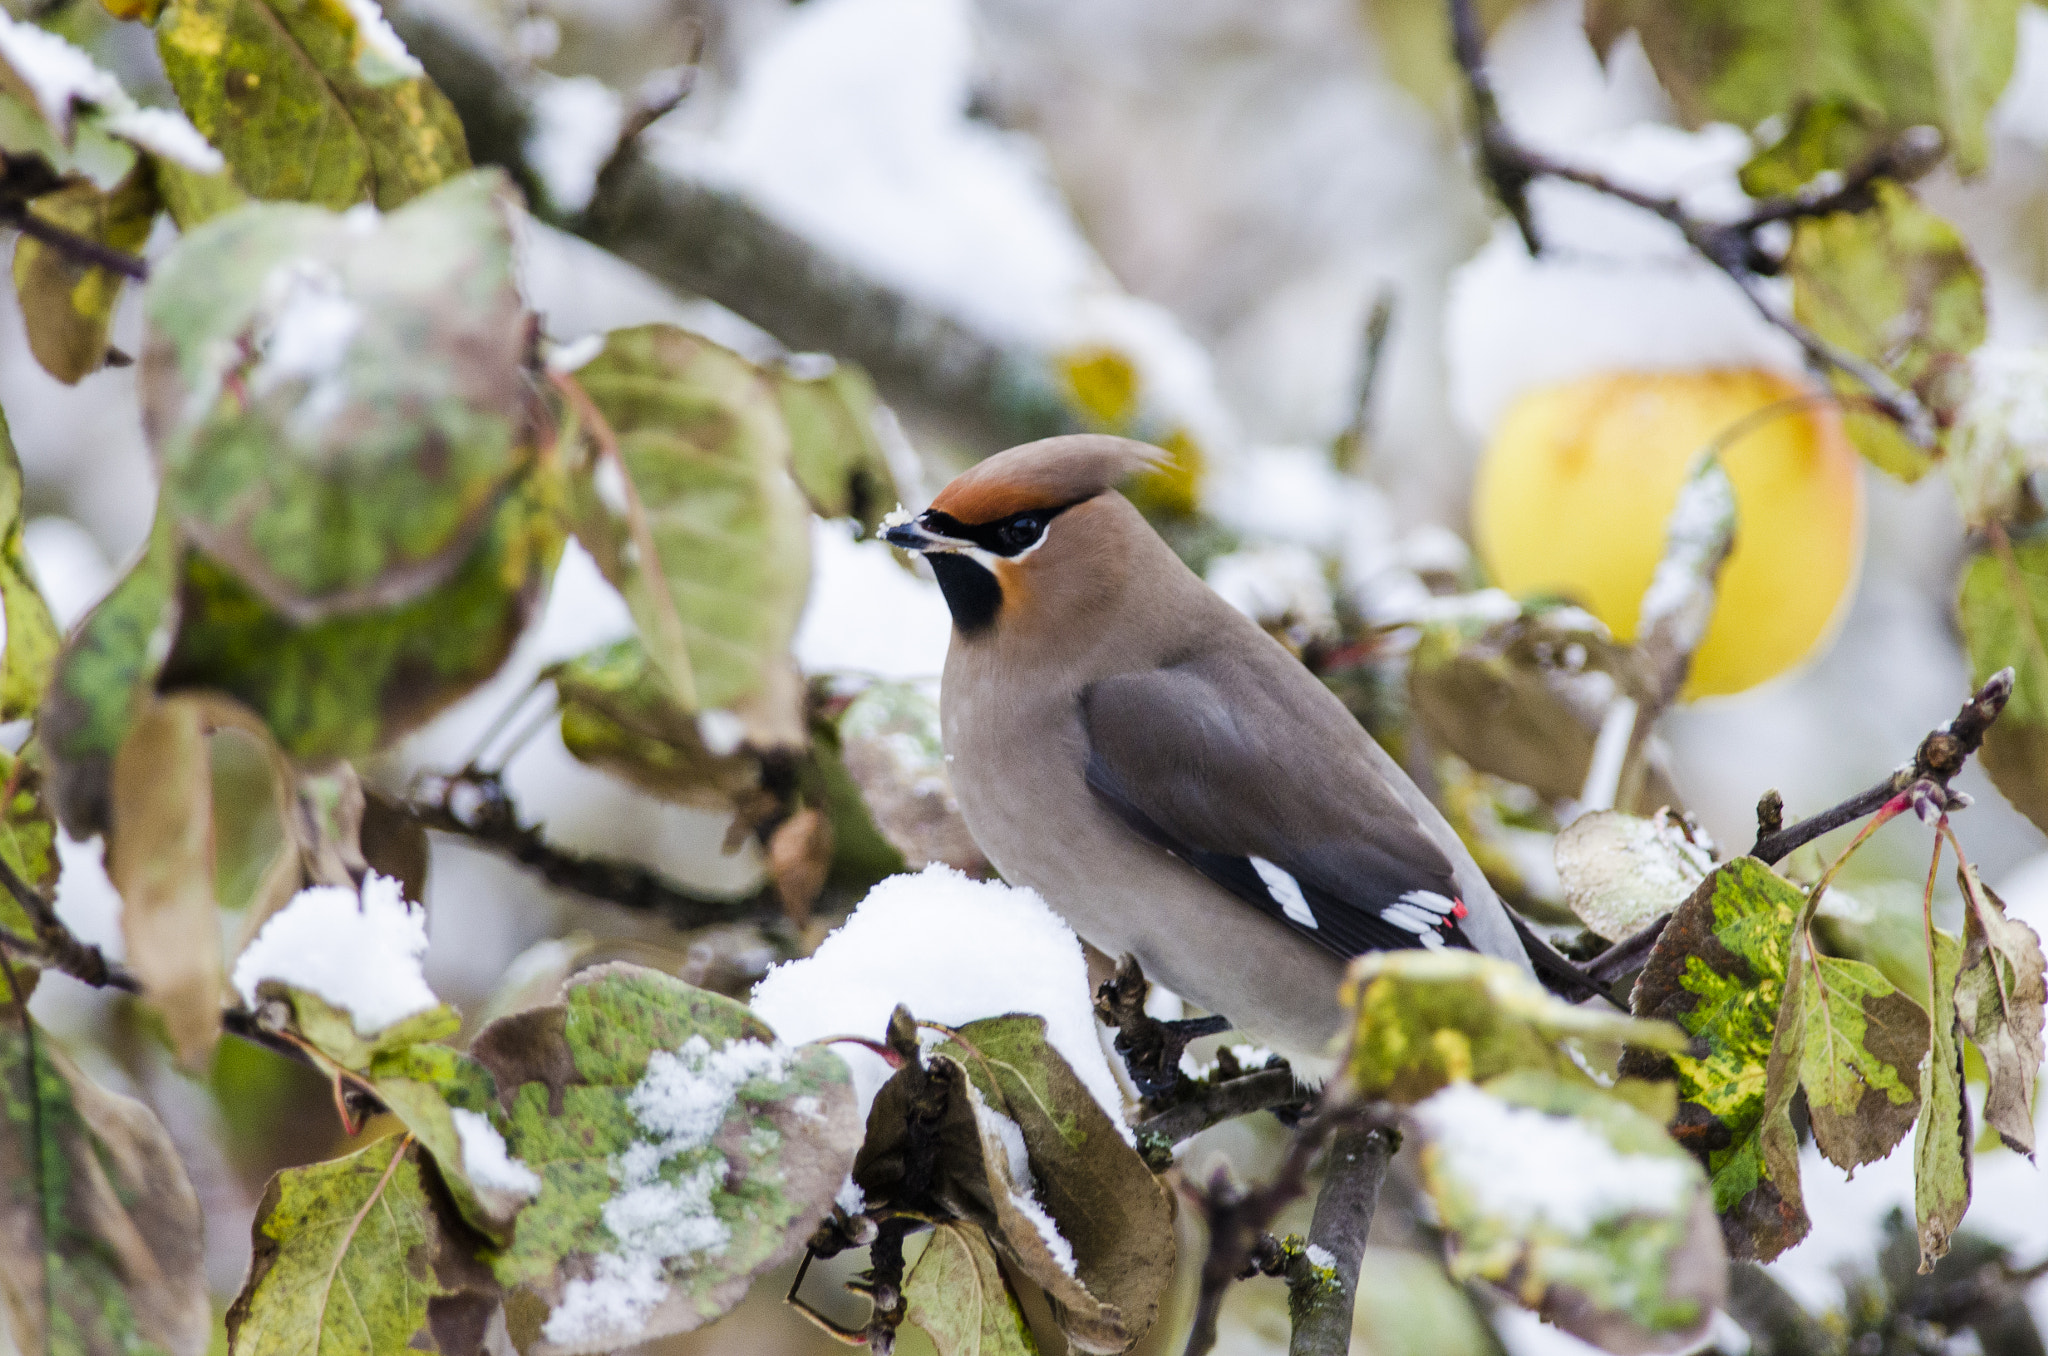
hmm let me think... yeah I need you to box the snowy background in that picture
[12,0,2048,1351]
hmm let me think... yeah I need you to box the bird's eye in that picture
[1000,515,1045,552]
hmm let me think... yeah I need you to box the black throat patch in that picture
[929,553,1001,635]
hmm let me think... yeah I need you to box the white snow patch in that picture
[795,517,953,682]
[1636,461,1737,652]
[231,873,438,1035]
[251,260,364,440]
[696,710,747,757]
[541,1034,794,1349]
[975,1088,1076,1277]
[526,74,625,216]
[451,1108,541,1198]
[834,1177,866,1216]
[22,516,113,629]
[1303,1243,1335,1270]
[1445,123,1805,438]
[53,832,124,959]
[339,0,424,83]
[1413,1083,1694,1234]
[750,864,1131,1139]
[1207,545,1335,637]
[0,11,219,171]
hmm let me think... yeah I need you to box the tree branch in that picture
[1444,0,1937,448]
[1287,1123,1396,1356]
[397,768,780,927]
[389,2,1079,452]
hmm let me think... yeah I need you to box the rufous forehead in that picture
[928,476,1071,524]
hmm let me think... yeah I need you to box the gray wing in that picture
[1079,653,1481,960]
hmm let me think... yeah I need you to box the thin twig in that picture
[1444,0,1938,447]
[0,204,149,280]
[1134,1067,1312,1156]
[398,768,778,926]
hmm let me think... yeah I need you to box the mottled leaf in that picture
[546,637,775,822]
[836,680,984,873]
[1787,184,1986,480]
[160,471,562,762]
[469,963,860,1355]
[774,356,904,537]
[1953,862,2044,1156]
[141,169,533,619]
[1794,953,1927,1171]
[0,745,58,939]
[1556,809,1715,943]
[38,513,180,838]
[1342,949,1684,1106]
[1585,0,2020,172]
[156,0,467,211]
[0,408,58,723]
[1623,859,1808,1261]
[1412,1072,1724,1354]
[368,1042,534,1240]
[108,695,222,1067]
[13,165,157,385]
[0,997,209,1356]
[1914,931,1970,1271]
[569,325,812,746]
[904,1222,1042,1356]
[226,1134,468,1356]
[1738,98,1895,199]
[941,1015,1175,1353]
[1958,529,2048,835]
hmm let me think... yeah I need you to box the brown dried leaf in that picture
[1953,862,2045,1156]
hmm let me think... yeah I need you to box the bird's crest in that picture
[930,435,1167,525]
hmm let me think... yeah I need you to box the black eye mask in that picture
[918,500,1083,557]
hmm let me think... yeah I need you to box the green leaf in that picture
[1738,98,1895,199]
[107,695,223,1068]
[1957,529,2048,835]
[367,1042,534,1241]
[269,987,460,1073]
[0,407,59,723]
[773,356,904,537]
[835,680,981,873]
[1584,0,2021,173]
[1412,1071,1724,1352]
[1913,930,1970,1271]
[159,469,562,762]
[903,1222,1042,1356]
[569,325,812,745]
[1341,949,1685,1105]
[155,0,467,212]
[38,512,180,839]
[1952,861,2044,1157]
[142,170,533,619]
[546,637,776,818]
[226,1134,468,1356]
[13,165,158,385]
[1555,809,1716,944]
[1787,183,1986,481]
[0,996,210,1356]
[1624,858,1809,1261]
[1794,953,1928,1171]
[0,745,59,939]
[938,1015,1176,1353]
[468,963,861,1354]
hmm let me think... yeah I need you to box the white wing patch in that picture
[1400,891,1459,916]
[1249,856,1317,930]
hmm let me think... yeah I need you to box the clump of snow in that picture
[1948,343,2048,527]
[1635,460,1737,651]
[1444,123,1805,439]
[339,0,424,84]
[834,1177,866,1217]
[526,74,626,216]
[1413,1084,1693,1234]
[451,1108,541,1198]
[972,1088,1076,1277]
[251,260,364,440]
[0,11,221,172]
[542,1034,795,1348]
[231,873,439,1035]
[1303,1242,1336,1271]
[795,518,953,682]
[750,865,1130,1138]
[1206,544,1335,638]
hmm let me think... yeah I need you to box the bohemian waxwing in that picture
[883,434,1570,1067]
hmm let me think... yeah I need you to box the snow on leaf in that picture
[566,324,813,746]
[1952,861,2045,1156]
[1341,949,1684,1106]
[0,998,210,1356]
[469,963,861,1356]
[142,170,533,622]
[1622,858,1809,1261]
[226,1135,467,1356]
[1913,931,1972,1271]
[0,9,221,179]
[903,1222,1042,1356]
[366,1042,534,1240]
[1556,809,1716,944]
[1412,1073,1724,1354]
[155,0,465,211]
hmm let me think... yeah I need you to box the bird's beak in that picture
[880,508,969,554]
